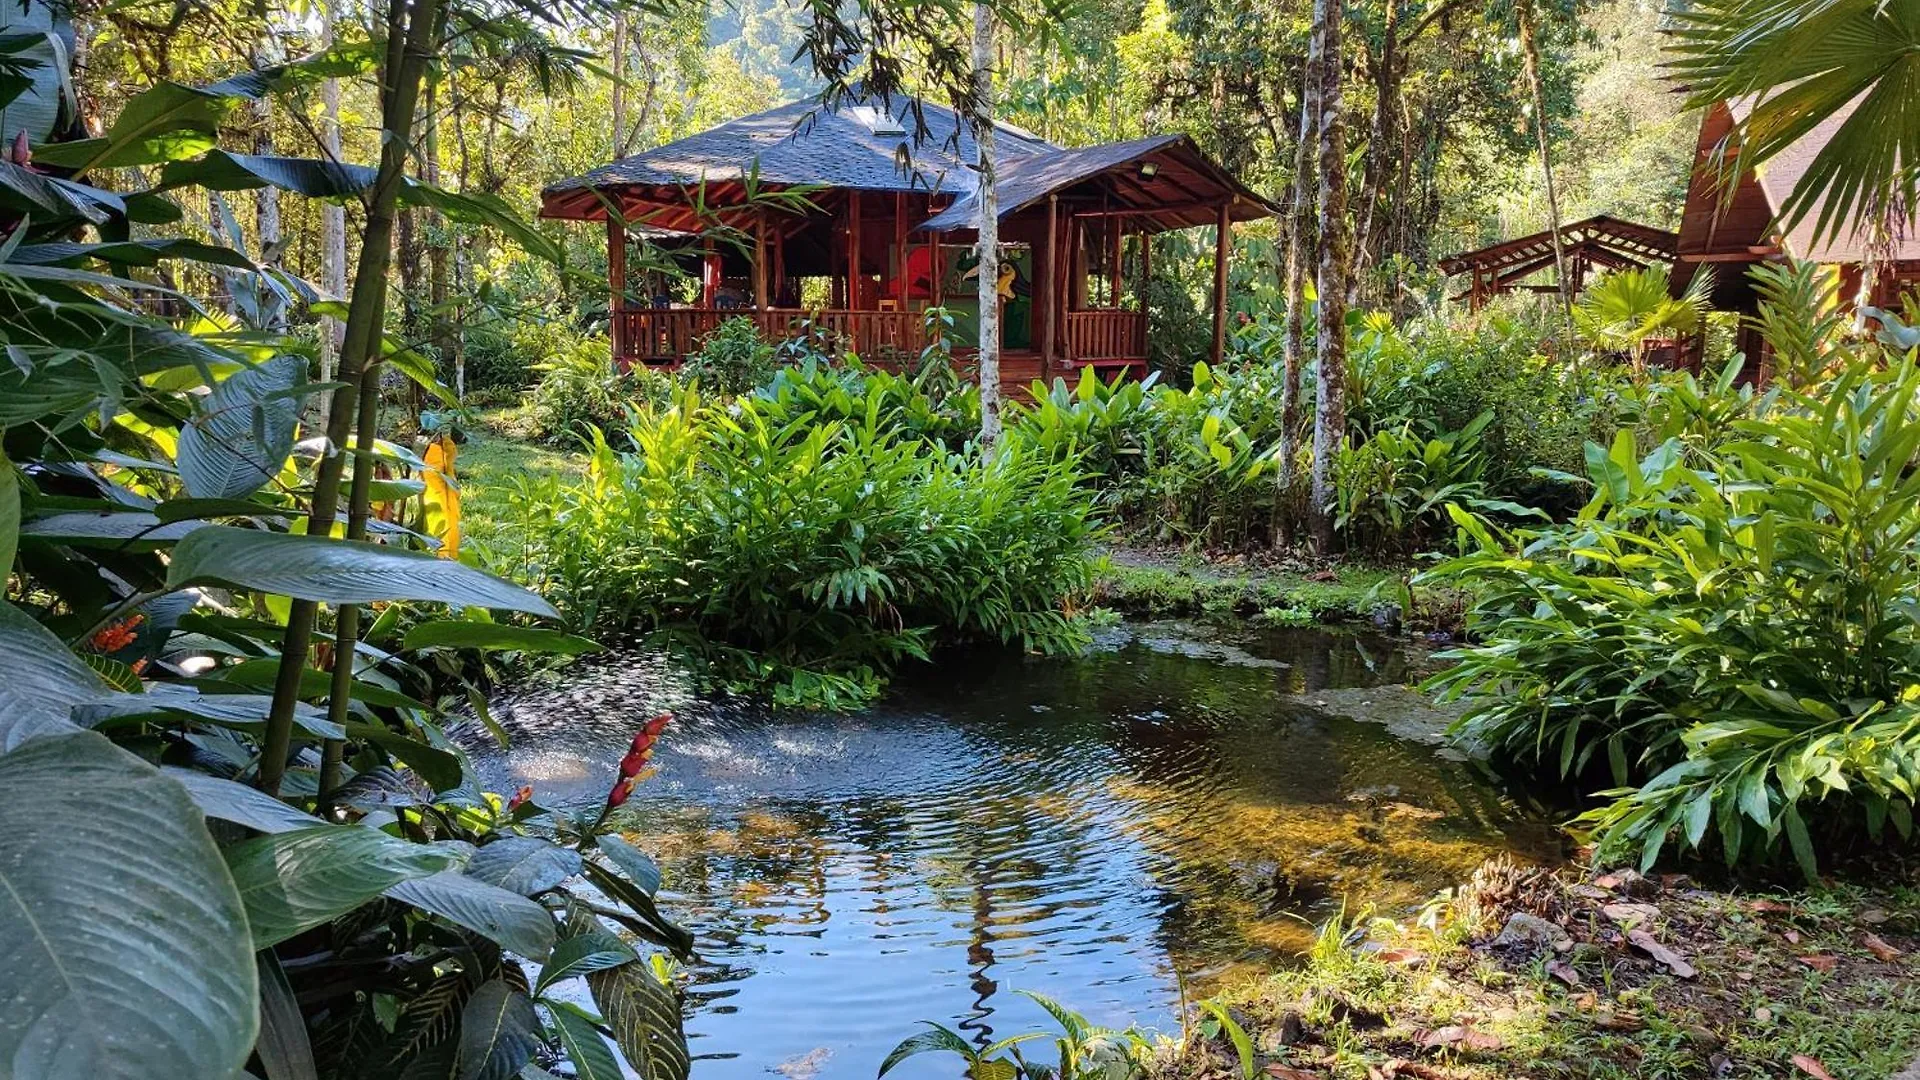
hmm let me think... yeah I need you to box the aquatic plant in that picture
[879,991,1158,1080]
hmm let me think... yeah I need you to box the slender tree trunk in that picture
[1309,0,1349,557]
[267,0,445,798]
[423,81,453,397]
[319,0,347,426]
[972,0,1002,451]
[251,0,281,325]
[611,12,628,157]
[1517,0,1572,331]
[1356,0,1398,279]
[1277,32,1323,548]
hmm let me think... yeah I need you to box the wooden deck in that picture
[611,306,1148,385]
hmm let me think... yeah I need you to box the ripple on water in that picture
[462,620,1560,1080]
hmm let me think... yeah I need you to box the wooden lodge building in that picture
[540,97,1277,383]
[1440,96,1920,374]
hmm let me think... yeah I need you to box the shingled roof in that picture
[541,97,1059,220]
[917,133,1279,233]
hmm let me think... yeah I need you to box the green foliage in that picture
[1573,265,1712,363]
[879,992,1153,1080]
[501,381,1098,707]
[1333,411,1512,554]
[680,315,776,395]
[0,48,692,1080]
[528,335,672,445]
[1424,346,1920,877]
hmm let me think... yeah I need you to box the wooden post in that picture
[894,191,908,302]
[701,236,717,306]
[848,190,863,309]
[752,213,769,310]
[1211,201,1231,366]
[1110,219,1124,309]
[1040,194,1057,379]
[607,214,627,364]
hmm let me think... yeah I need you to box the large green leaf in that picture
[168,526,558,615]
[9,238,254,269]
[585,957,688,1080]
[0,598,108,749]
[0,732,257,1079]
[386,871,557,960]
[399,182,564,267]
[535,928,637,995]
[457,979,542,1080]
[0,448,17,580]
[225,826,467,948]
[465,837,582,896]
[404,621,602,656]
[256,952,319,1080]
[546,1001,624,1080]
[596,835,662,895]
[80,687,343,740]
[158,151,378,197]
[20,510,205,545]
[179,354,305,500]
[163,767,326,834]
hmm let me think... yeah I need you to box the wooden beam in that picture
[700,236,716,306]
[1211,201,1230,367]
[608,215,627,364]
[848,190,863,309]
[1041,194,1056,379]
[895,190,908,301]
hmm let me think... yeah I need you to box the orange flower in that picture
[506,785,533,812]
[90,614,144,653]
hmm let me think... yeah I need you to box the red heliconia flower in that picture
[604,713,672,810]
[90,614,144,653]
[506,785,533,812]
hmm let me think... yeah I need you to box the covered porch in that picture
[539,103,1275,383]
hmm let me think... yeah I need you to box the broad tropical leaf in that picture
[386,871,557,960]
[163,768,326,834]
[465,836,582,896]
[457,980,542,1080]
[167,525,559,615]
[225,825,468,948]
[157,151,378,197]
[178,354,305,500]
[546,1001,624,1080]
[535,928,637,994]
[403,621,602,655]
[0,598,108,748]
[0,732,257,1080]
[585,958,688,1080]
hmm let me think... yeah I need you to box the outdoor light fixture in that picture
[1138,161,1159,180]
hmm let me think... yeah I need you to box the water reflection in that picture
[470,620,1561,1080]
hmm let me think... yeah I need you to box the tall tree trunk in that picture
[267,0,445,798]
[423,80,454,398]
[972,0,1002,451]
[610,12,628,157]
[1277,31,1323,548]
[1517,0,1572,331]
[318,0,347,425]
[251,0,281,326]
[1309,0,1349,557]
[1356,0,1398,280]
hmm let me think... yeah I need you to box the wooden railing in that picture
[1066,309,1148,363]
[613,307,929,365]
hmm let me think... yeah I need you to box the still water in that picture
[470,620,1559,1080]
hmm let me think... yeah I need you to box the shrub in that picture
[528,337,671,444]
[1333,410,1505,554]
[681,315,777,395]
[504,383,1099,707]
[754,354,982,452]
[1423,351,1920,877]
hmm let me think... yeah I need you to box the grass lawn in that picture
[1092,547,1475,631]
[455,407,586,556]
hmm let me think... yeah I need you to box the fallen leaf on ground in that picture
[1860,908,1889,925]
[1545,958,1581,987]
[1568,884,1612,900]
[1263,1065,1321,1080]
[1797,954,1838,973]
[1628,928,1697,978]
[1749,898,1793,915]
[1376,948,1426,965]
[1792,1054,1835,1080]
[1593,873,1626,890]
[1782,928,1802,945]
[1603,902,1661,927]
[1416,1026,1502,1052]
[1863,933,1903,961]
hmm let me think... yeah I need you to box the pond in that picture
[470,620,1561,1080]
